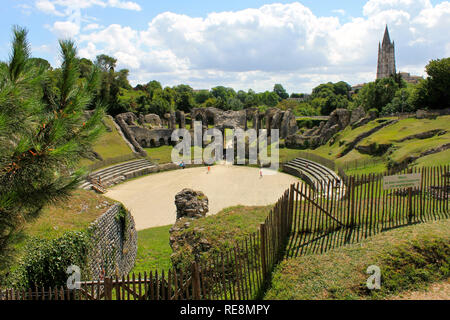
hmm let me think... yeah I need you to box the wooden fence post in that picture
[259,224,267,279]
[407,168,413,223]
[104,277,113,300]
[192,262,201,300]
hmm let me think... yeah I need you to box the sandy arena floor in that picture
[106,164,299,230]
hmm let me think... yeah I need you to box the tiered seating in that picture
[283,157,343,196]
[79,159,156,190]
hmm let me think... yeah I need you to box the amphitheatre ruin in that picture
[85,106,303,229]
[1,21,448,302]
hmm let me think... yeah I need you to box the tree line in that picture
[25,47,449,119]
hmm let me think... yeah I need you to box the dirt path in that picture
[389,280,450,300]
[106,164,299,230]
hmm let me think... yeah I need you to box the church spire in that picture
[377,25,396,79]
[382,25,391,46]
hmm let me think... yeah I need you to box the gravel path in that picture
[106,164,299,230]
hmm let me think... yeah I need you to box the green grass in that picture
[311,119,390,160]
[413,149,450,168]
[79,116,134,168]
[132,205,272,273]
[181,205,271,245]
[265,219,450,300]
[145,145,222,164]
[302,115,450,174]
[20,190,111,241]
[4,190,112,278]
[145,145,174,164]
[131,225,173,274]
[388,132,450,164]
[362,116,450,145]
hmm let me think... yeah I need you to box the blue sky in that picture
[1,1,449,93]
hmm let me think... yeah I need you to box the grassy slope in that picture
[145,146,205,164]
[79,116,134,167]
[8,190,113,269]
[265,219,450,300]
[307,115,450,172]
[21,190,111,239]
[132,225,173,274]
[131,205,272,273]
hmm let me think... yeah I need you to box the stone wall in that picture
[86,204,137,280]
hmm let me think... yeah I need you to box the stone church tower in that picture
[376,25,396,79]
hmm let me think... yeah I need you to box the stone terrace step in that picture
[289,158,339,183]
[283,164,319,189]
[289,158,341,182]
[89,161,153,182]
[80,159,155,190]
[89,159,151,178]
[288,160,331,182]
[283,157,344,197]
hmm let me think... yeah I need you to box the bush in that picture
[296,118,325,129]
[11,231,89,289]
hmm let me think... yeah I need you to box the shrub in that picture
[11,231,89,289]
[114,205,129,241]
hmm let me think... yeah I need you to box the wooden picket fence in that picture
[287,165,449,257]
[1,165,448,300]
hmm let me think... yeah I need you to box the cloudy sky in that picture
[1,0,449,93]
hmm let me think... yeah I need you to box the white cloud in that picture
[107,0,141,11]
[362,0,433,16]
[69,1,450,92]
[83,23,103,31]
[35,0,141,15]
[51,21,80,38]
[36,0,64,16]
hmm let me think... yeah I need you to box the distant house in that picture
[399,72,423,84]
[350,83,366,95]
[287,94,310,102]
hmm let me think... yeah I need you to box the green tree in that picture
[382,86,415,115]
[194,89,212,104]
[201,97,220,109]
[354,76,399,112]
[258,91,280,107]
[310,81,351,115]
[226,97,244,111]
[174,84,195,112]
[273,83,289,100]
[94,54,117,72]
[78,58,93,79]
[0,27,104,274]
[412,58,450,110]
[29,58,52,71]
[116,69,132,90]
[275,99,299,111]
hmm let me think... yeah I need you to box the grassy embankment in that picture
[304,115,450,174]
[265,219,450,300]
[79,116,135,169]
[131,205,271,274]
[2,190,113,281]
